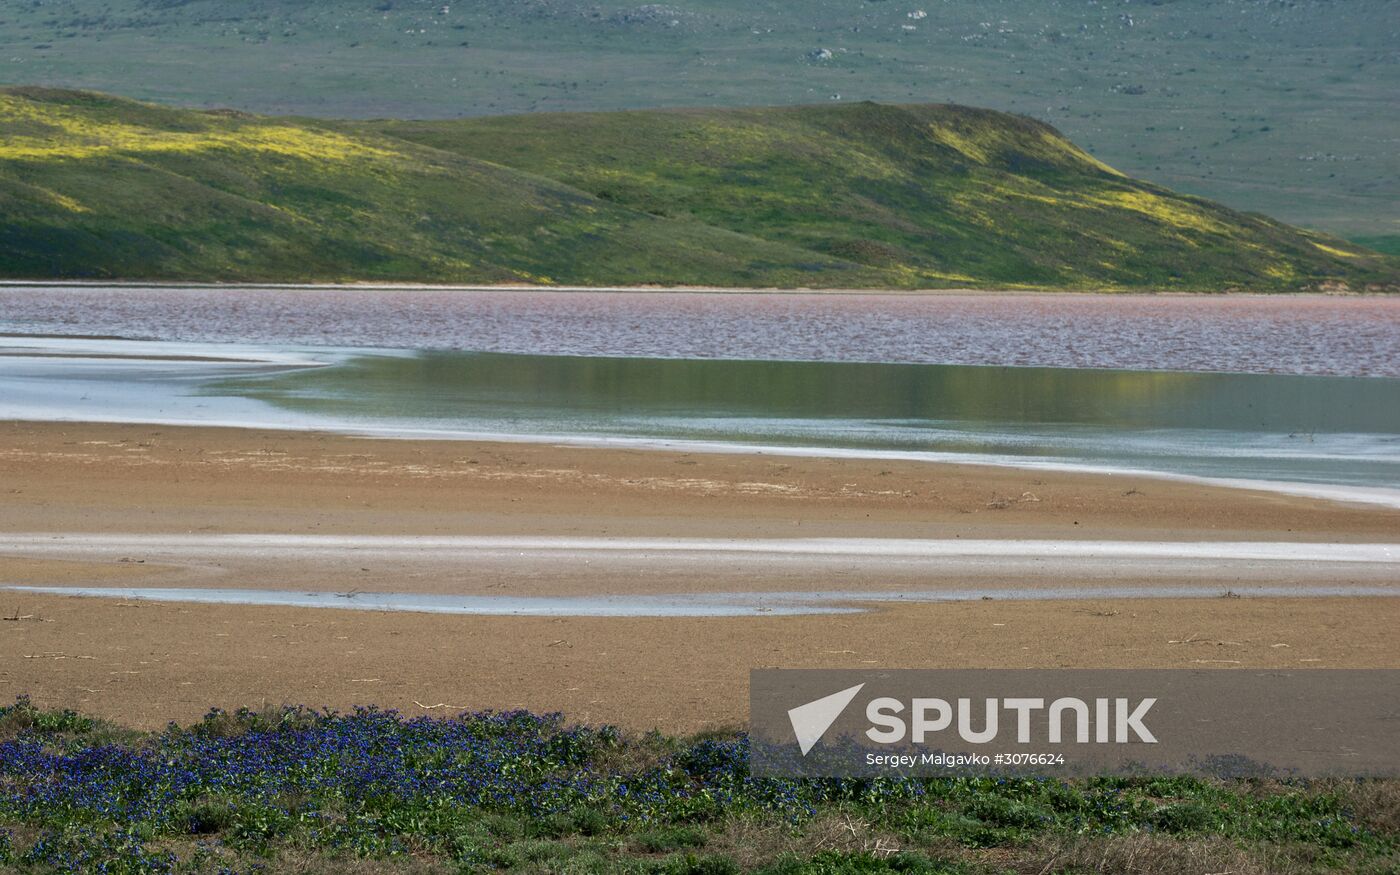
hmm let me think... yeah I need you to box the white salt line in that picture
[0,534,1394,563]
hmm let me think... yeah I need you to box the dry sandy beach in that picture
[1,420,1397,732]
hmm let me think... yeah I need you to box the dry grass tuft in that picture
[1328,778,1400,835]
[1005,834,1321,875]
[705,811,909,869]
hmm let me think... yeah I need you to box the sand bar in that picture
[1,420,1397,730]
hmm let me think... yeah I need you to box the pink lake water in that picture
[2,286,1398,377]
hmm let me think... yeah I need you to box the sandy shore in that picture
[5,421,1397,541]
[1,420,1397,730]
[7,593,1397,732]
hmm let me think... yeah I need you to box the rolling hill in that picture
[1,86,1395,290]
[2,0,1394,238]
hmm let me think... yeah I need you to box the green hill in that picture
[0,87,878,287]
[1,86,1395,290]
[3,0,1395,237]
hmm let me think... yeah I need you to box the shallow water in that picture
[3,288,1399,501]
[5,584,1397,618]
[3,285,1399,377]
[3,335,1399,502]
[3,536,1395,612]
[205,346,1400,497]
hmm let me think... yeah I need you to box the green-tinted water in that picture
[226,351,1400,490]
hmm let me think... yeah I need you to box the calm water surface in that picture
[3,285,1398,377]
[2,286,1398,502]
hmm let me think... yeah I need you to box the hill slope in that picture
[2,0,1395,236]
[376,103,1396,290]
[0,88,880,287]
[1,87,1394,289]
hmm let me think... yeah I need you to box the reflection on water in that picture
[3,331,1398,500]
[223,350,1400,490]
[237,351,1399,432]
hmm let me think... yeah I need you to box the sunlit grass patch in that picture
[0,93,402,166]
[1084,189,1232,236]
[1311,241,1361,259]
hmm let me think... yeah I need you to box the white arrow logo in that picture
[787,683,865,755]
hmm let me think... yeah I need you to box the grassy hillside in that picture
[1,0,1394,237]
[376,103,1396,290]
[0,87,879,287]
[1,86,1395,289]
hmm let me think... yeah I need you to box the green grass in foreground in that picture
[0,698,1395,874]
[2,86,1396,290]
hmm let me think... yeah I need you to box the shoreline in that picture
[7,581,1398,618]
[2,419,1396,731]
[10,412,1400,511]
[3,420,1398,541]
[0,279,1383,297]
